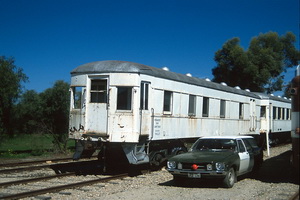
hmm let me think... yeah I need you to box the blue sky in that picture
[0,0,299,94]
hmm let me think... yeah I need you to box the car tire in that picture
[223,167,236,188]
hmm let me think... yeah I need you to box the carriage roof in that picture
[71,60,262,99]
[253,92,291,103]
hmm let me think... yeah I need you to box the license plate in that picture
[188,173,201,178]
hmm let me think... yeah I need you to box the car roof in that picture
[199,136,254,139]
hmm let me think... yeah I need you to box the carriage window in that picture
[163,91,172,112]
[282,108,285,120]
[260,106,266,118]
[239,103,244,119]
[220,99,226,118]
[140,82,149,110]
[273,107,277,120]
[90,79,107,103]
[73,86,86,109]
[286,109,290,120]
[202,97,209,117]
[188,95,196,116]
[117,87,132,110]
[278,107,282,120]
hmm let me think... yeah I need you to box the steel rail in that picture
[0,173,128,200]
[0,159,99,174]
[0,165,53,174]
[0,158,73,168]
[0,156,97,168]
[0,172,76,188]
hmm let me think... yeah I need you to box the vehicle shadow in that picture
[252,150,299,185]
[158,179,224,188]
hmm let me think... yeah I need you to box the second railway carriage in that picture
[254,93,291,146]
[68,60,291,166]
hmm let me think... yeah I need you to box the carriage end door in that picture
[86,78,108,134]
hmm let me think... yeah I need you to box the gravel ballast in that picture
[50,144,299,200]
[1,144,299,200]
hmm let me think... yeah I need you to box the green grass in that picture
[0,134,75,158]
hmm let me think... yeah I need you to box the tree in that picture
[0,56,28,135]
[212,32,300,93]
[13,90,42,134]
[39,80,70,153]
[212,38,251,89]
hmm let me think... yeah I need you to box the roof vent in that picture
[186,73,192,77]
[245,89,250,92]
[234,86,241,89]
[205,78,211,82]
[283,97,287,99]
[162,67,169,71]
[278,95,281,98]
[220,82,227,86]
[270,94,274,96]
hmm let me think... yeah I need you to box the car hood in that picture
[169,151,235,163]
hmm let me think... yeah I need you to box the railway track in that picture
[0,173,129,199]
[0,172,75,187]
[0,158,99,174]
[0,157,75,168]
[0,157,144,199]
[0,155,97,167]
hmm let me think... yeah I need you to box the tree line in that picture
[0,56,70,152]
[0,32,299,153]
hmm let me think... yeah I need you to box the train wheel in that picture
[150,153,164,170]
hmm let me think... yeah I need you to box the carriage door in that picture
[86,78,108,134]
[140,82,151,136]
[69,86,86,138]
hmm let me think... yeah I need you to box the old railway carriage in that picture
[69,60,291,166]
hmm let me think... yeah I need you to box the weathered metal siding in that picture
[139,73,258,141]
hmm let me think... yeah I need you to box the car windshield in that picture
[191,139,237,152]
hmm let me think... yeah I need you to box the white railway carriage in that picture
[254,93,291,155]
[69,60,291,166]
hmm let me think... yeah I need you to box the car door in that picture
[242,139,255,171]
[237,139,250,175]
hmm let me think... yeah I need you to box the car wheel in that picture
[223,168,236,188]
